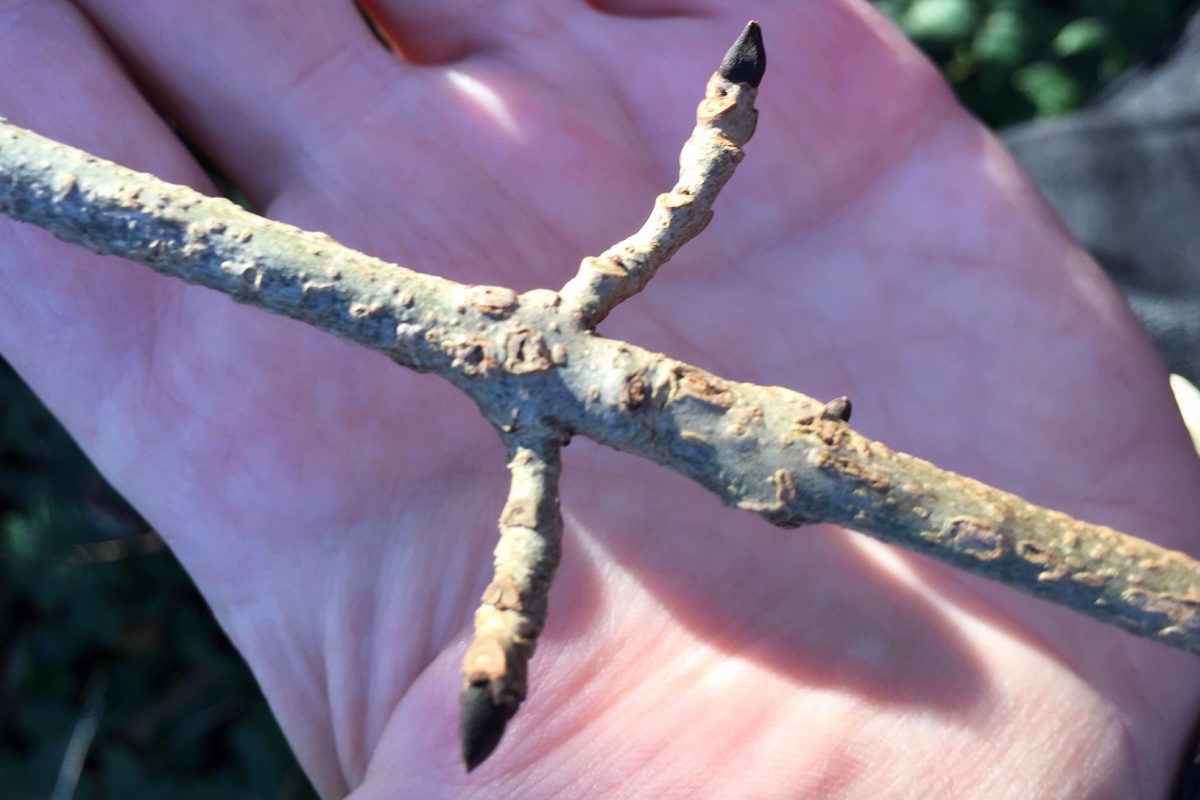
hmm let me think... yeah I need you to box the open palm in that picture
[2,1,1198,797]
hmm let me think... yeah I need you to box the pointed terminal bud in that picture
[718,21,766,87]
[460,683,512,772]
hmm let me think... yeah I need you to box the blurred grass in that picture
[1,3,1195,797]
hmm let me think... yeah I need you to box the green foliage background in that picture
[879,0,1194,124]
[1,3,1194,797]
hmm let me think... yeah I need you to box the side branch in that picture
[459,434,563,771]
[559,23,764,328]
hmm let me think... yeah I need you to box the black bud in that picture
[822,396,852,422]
[718,21,766,87]
[460,683,512,772]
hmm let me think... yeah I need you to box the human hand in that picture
[1,1,1198,797]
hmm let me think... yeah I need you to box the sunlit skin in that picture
[1,1,1198,797]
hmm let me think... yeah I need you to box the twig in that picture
[560,23,764,327]
[460,432,564,770]
[0,117,461,376]
[1,22,1198,771]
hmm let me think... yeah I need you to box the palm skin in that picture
[1,0,1198,796]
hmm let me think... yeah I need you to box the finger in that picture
[361,0,631,65]
[0,2,198,178]
[585,0,713,17]
[0,0,208,421]
[358,0,493,64]
[72,0,398,207]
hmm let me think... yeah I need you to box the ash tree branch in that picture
[460,432,564,771]
[1,21,1199,772]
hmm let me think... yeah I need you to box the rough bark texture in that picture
[560,71,758,326]
[460,434,563,770]
[2,114,1198,654]
[1,21,1198,770]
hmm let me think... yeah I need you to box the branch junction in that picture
[0,21,1196,771]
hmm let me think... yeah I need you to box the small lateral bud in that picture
[719,21,766,87]
[822,396,852,422]
[460,683,513,772]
